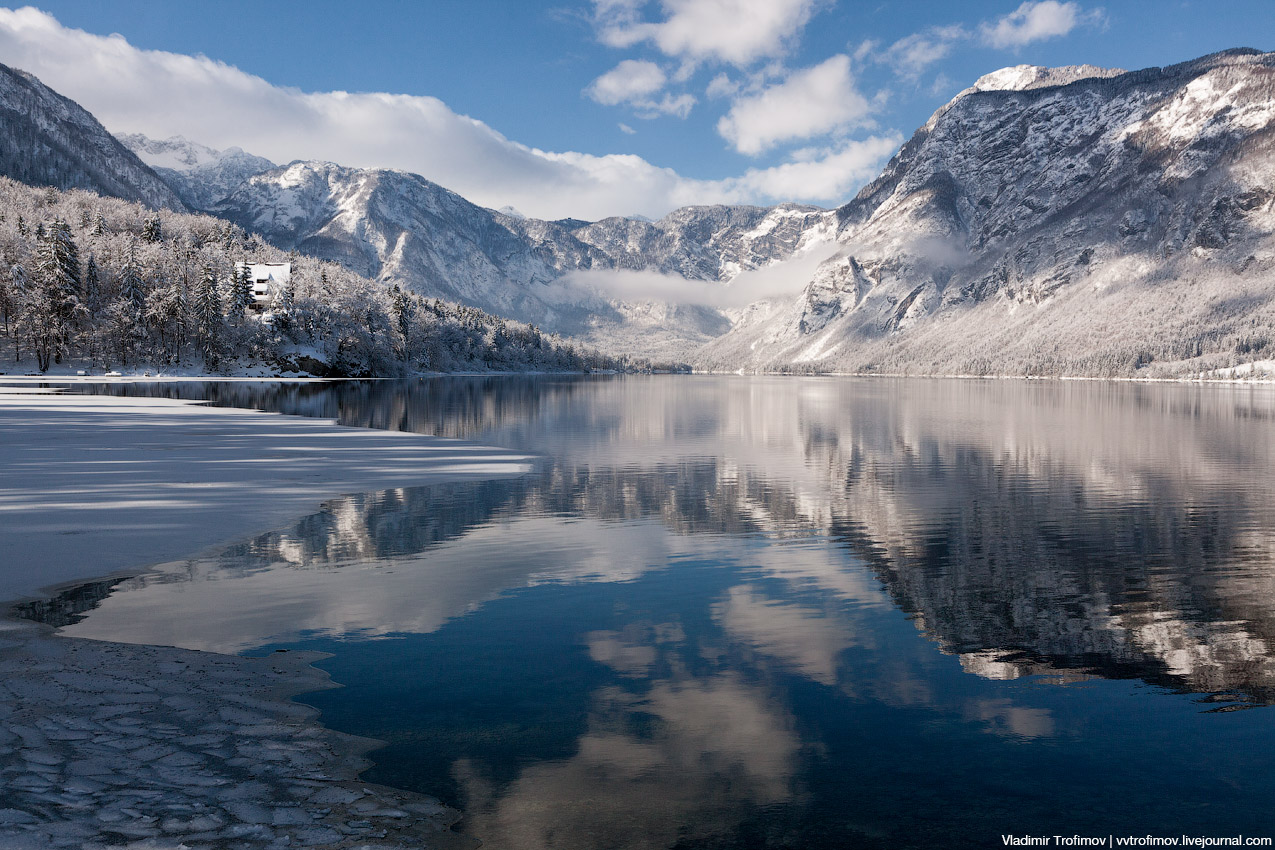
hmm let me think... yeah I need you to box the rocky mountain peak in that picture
[117,132,276,211]
[967,63,1126,94]
[701,49,1275,377]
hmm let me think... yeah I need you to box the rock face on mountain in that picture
[117,133,276,211]
[211,160,832,354]
[700,49,1275,377]
[11,49,1270,375]
[0,63,185,210]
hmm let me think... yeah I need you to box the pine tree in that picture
[29,226,69,371]
[84,254,100,314]
[194,264,223,368]
[9,264,27,298]
[241,263,254,311]
[6,263,26,360]
[118,239,145,320]
[91,211,106,238]
[141,214,162,243]
[391,284,412,362]
[49,219,81,301]
[227,262,253,315]
[273,272,296,335]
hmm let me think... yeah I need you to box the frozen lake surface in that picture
[46,375,1275,848]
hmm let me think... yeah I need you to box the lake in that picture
[44,375,1275,848]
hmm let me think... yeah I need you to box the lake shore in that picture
[0,388,532,847]
[0,616,478,849]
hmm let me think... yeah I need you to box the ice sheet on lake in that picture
[0,390,532,602]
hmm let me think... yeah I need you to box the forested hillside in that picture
[0,177,647,376]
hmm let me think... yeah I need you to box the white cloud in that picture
[717,55,871,156]
[643,92,697,118]
[618,122,637,134]
[586,59,667,105]
[705,72,739,99]
[0,7,893,220]
[586,60,696,117]
[980,1,1100,49]
[851,39,878,64]
[594,0,823,67]
[880,24,970,79]
[865,4,1100,80]
[719,134,901,201]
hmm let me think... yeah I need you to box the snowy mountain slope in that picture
[699,49,1275,376]
[0,63,185,210]
[117,133,276,211]
[211,160,833,353]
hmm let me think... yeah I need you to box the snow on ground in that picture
[0,385,531,847]
[0,389,532,603]
[0,358,316,380]
[1205,359,1275,379]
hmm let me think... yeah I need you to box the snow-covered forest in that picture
[0,177,656,376]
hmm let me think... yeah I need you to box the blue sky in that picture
[1,1,1272,219]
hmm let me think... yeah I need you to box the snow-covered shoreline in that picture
[694,368,1275,385]
[0,387,533,847]
[0,389,532,603]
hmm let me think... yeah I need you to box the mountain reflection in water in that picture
[58,376,1275,847]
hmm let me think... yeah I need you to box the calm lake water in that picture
[48,376,1275,848]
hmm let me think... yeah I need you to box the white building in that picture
[234,262,291,309]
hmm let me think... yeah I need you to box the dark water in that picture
[55,376,1275,848]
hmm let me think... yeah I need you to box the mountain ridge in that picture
[700,47,1275,377]
[5,50,1275,378]
[206,159,834,355]
[0,62,185,210]
[117,133,276,211]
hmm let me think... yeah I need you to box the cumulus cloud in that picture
[721,134,901,199]
[981,1,1102,49]
[880,24,970,79]
[586,60,695,118]
[594,0,823,67]
[0,7,896,220]
[587,59,667,104]
[863,4,1101,81]
[717,55,871,156]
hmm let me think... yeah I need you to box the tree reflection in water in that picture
[54,376,1275,848]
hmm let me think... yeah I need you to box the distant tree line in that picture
[0,177,672,375]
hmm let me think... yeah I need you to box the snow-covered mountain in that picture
[116,133,276,211]
[0,63,184,210]
[8,50,1274,376]
[210,160,833,355]
[700,49,1275,376]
